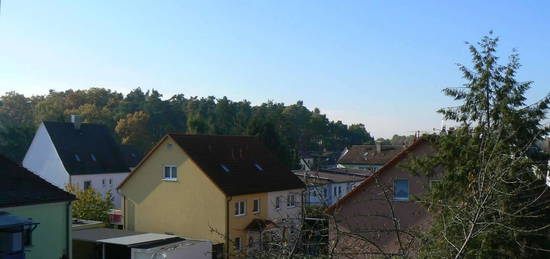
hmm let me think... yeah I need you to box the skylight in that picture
[90,154,97,161]
[254,163,263,171]
[221,164,230,173]
[74,154,81,162]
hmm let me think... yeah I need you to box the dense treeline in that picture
[0,88,374,167]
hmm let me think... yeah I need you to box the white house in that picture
[22,116,138,208]
[294,170,367,206]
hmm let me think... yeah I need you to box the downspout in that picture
[66,201,72,259]
[226,196,232,259]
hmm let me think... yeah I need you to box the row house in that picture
[118,134,305,258]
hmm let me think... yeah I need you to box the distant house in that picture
[298,151,340,171]
[22,116,134,208]
[326,139,440,257]
[337,142,405,171]
[0,154,75,259]
[118,134,305,258]
[294,170,367,207]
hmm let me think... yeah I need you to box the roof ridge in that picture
[167,133,258,138]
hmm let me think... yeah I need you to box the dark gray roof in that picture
[0,155,75,208]
[169,134,305,196]
[119,144,143,168]
[43,121,130,175]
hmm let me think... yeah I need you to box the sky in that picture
[0,1,549,138]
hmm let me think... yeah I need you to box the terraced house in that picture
[118,134,304,258]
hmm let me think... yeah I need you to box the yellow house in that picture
[118,134,304,258]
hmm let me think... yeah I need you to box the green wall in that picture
[2,202,71,259]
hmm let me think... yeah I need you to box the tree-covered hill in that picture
[0,88,374,167]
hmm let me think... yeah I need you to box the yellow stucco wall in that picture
[228,192,268,254]
[120,136,227,244]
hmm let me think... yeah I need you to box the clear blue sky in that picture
[0,1,548,138]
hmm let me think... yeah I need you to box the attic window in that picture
[90,154,97,161]
[74,154,81,162]
[221,164,230,173]
[254,163,263,171]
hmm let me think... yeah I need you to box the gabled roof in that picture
[119,144,144,168]
[43,121,130,175]
[326,139,427,213]
[337,144,405,165]
[119,134,305,196]
[169,134,305,196]
[0,155,75,208]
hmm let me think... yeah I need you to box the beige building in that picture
[118,134,304,258]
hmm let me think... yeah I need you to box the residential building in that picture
[326,139,439,257]
[22,116,137,208]
[118,134,304,258]
[337,142,405,171]
[294,170,367,206]
[0,154,75,259]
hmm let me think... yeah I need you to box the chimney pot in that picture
[70,115,81,130]
[375,141,381,154]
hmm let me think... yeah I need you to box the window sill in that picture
[393,198,410,202]
[162,178,178,182]
[235,214,246,217]
[252,211,260,215]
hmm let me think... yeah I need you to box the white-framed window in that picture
[275,196,281,209]
[109,179,112,185]
[338,186,342,196]
[252,199,260,213]
[234,237,241,250]
[235,201,246,216]
[83,180,91,190]
[163,165,177,180]
[393,179,409,201]
[102,179,105,186]
[287,194,296,208]
[333,187,337,197]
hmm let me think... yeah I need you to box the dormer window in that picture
[74,154,81,162]
[90,154,97,161]
[221,164,230,173]
[363,152,369,157]
[254,163,263,171]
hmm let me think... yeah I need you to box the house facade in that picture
[22,117,137,208]
[0,155,75,259]
[294,170,366,207]
[327,139,439,257]
[118,134,304,258]
[337,142,404,172]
